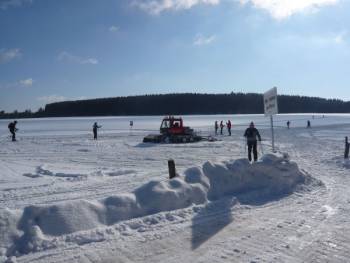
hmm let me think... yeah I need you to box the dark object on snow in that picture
[168,159,176,179]
[214,121,218,135]
[307,120,311,128]
[220,121,224,135]
[8,121,18,141]
[93,122,102,140]
[345,136,349,159]
[287,121,290,129]
[143,116,202,143]
[226,120,232,136]
[244,122,262,162]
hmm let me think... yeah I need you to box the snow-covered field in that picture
[1,114,350,263]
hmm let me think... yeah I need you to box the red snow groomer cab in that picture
[143,116,202,143]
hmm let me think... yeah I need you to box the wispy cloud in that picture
[272,31,348,52]
[193,34,216,46]
[0,78,33,89]
[133,0,220,15]
[301,31,347,46]
[37,95,68,104]
[57,51,98,65]
[19,78,33,87]
[333,31,347,44]
[0,48,22,64]
[37,95,87,104]
[238,0,339,20]
[109,25,119,32]
[0,0,32,10]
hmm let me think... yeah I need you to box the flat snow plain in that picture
[1,114,350,263]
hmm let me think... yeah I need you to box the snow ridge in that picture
[0,153,312,259]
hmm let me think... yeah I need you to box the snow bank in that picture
[205,154,306,201]
[1,154,312,258]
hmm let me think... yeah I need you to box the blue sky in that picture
[0,0,349,112]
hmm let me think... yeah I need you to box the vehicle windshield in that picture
[173,121,180,128]
[161,120,170,128]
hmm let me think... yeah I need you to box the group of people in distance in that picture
[7,120,103,141]
[214,120,262,162]
[7,119,262,163]
[286,120,311,129]
[7,119,324,163]
[215,120,232,136]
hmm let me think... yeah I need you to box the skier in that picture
[8,121,18,141]
[226,120,232,136]
[220,121,224,135]
[244,122,262,162]
[307,120,311,128]
[287,120,290,129]
[214,121,218,135]
[345,136,349,159]
[93,122,102,140]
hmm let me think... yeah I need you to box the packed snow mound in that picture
[14,178,208,238]
[205,153,306,201]
[1,154,313,257]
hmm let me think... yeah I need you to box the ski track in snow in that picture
[1,119,350,262]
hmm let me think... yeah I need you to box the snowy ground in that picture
[1,114,350,263]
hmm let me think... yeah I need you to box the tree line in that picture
[1,93,350,119]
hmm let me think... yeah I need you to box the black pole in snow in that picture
[168,159,176,179]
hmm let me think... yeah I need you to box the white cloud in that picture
[19,78,33,87]
[37,95,68,104]
[272,31,348,51]
[109,25,119,32]
[57,51,99,65]
[0,48,22,63]
[238,0,339,20]
[37,95,88,104]
[193,34,216,46]
[0,77,33,89]
[133,0,338,17]
[0,0,32,10]
[311,31,348,46]
[333,31,346,44]
[301,31,347,46]
[133,0,220,15]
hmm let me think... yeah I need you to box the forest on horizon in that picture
[1,92,349,119]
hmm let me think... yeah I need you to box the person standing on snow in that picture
[8,121,18,141]
[307,120,311,128]
[214,121,219,135]
[244,122,262,162]
[93,122,102,140]
[345,136,349,159]
[287,121,290,129]
[226,120,232,136]
[220,121,224,135]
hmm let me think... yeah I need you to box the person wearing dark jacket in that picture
[93,122,102,140]
[226,120,232,136]
[220,121,224,135]
[244,122,262,162]
[8,121,18,141]
[345,136,349,159]
[214,121,218,135]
